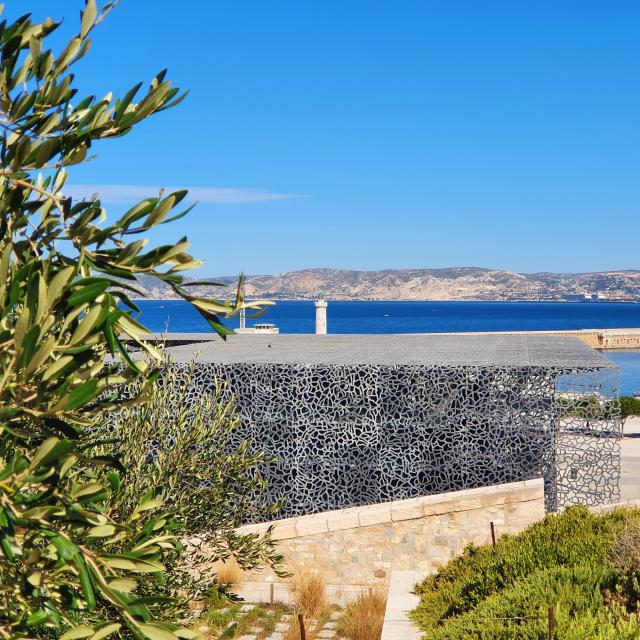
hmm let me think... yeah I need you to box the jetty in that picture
[427,327,640,350]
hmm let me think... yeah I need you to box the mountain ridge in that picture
[135,267,640,302]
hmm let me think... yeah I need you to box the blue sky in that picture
[16,1,640,275]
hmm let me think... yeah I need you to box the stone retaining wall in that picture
[431,328,640,350]
[590,497,640,513]
[185,479,545,604]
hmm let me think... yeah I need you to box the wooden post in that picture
[547,607,555,640]
[490,521,496,547]
[298,613,306,640]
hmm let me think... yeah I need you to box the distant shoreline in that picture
[132,267,640,303]
[130,297,639,304]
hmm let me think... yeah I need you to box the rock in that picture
[374,569,387,579]
[186,599,207,611]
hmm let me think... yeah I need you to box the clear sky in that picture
[14,1,640,276]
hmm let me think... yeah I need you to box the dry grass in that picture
[214,556,244,586]
[337,588,387,640]
[282,615,310,640]
[290,569,327,619]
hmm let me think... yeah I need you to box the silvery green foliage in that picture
[0,3,264,639]
[101,357,287,586]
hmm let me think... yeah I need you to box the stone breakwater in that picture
[436,328,640,350]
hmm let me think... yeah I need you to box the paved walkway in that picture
[380,570,426,640]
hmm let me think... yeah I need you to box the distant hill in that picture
[133,268,640,302]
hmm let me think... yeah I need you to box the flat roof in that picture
[161,333,615,369]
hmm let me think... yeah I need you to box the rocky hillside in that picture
[135,267,640,301]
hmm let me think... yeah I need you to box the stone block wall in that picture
[184,479,545,604]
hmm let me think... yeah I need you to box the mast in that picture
[239,280,246,330]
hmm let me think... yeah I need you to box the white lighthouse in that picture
[315,298,328,335]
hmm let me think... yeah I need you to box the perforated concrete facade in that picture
[163,333,620,516]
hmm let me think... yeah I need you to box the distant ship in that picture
[235,300,279,334]
[236,322,280,335]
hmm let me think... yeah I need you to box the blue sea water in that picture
[132,299,640,395]
[134,299,640,335]
[601,351,640,396]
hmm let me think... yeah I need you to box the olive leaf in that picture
[0,3,268,639]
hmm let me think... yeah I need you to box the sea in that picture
[132,299,640,396]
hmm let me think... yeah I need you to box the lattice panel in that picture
[553,367,621,510]
[176,362,620,517]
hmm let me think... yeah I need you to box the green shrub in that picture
[425,563,614,639]
[554,395,619,421]
[411,507,640,639]
[612,518,640,573]
[620,396,640,432]
[557,604,640,640]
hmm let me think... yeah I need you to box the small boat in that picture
[236,322,280,335]
[236,286,279,334]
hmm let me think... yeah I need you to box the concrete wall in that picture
[432,328,640,350]
[598,330,640,349]
[184,479,545,605]
[553,328,640,350]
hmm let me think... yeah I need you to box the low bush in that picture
[555,395,613,419]
[620,396,640,432]
[612,518,640,574]
[411,506,640,639]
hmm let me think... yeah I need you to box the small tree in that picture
[0,3,265,639]
[100,356,287,597]
[619,396,640,436]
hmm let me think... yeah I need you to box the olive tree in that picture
[100,356,287,598]
[0,3,265,639]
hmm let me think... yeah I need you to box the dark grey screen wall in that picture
[180,361,620,516]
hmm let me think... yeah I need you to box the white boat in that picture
[236,284,280,334]
[236,322,280,335]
